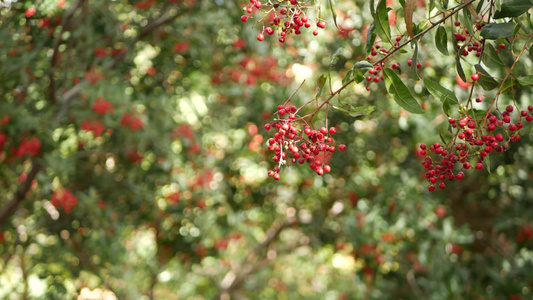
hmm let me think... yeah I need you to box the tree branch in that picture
[0,162,43,226]
[48,0,87,104]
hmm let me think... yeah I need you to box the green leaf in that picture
[330,47,343,66]
[463,8,475,41]
[517,75,533,86]
[424,78,459,104]
[371,0,392,44]
[456,53,467,82]
[480,22,516,39]
[353,60,373,70]
[411,41,420,81]
[316,74,329,97]
[332,104,376,118]
[482,43,505,68]
[328,0,340,30]
[500,77,520,93]
[435,26,449,55]
[474,64,499,91]
[366,22,377,55]
[494,0,533,19]
[383,68,424,114]
[485,153,491,173]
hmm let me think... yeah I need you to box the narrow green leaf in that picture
[474,64,499,91]
[463,9,475,40]
[411,42,420,81]
[480,22,516,39]
[316,74,328,97]
[424,78,459,104]
[366,22,377,55]
[456,54,467,82]
[328,0,340,30]
[435,26,449,55]
[383,68,424,114]
[485,153,491,173]
[331,47,343,66]
[332,104,376,118]
[494,0,533,19]
[517,75,533,86]
[482,43,505,68]
[342,70,354,85]
[372,0,392,44]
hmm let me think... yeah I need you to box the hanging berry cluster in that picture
[264,105,346,180]
[420,105,533,192]
[240,0,326,43]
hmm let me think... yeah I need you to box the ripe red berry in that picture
[320,127,327,134]
[273,173,280,180]
[257,33,265,41]
[506,105,514,113]
[241,15,249,22]
[428,185,435,192]
[475,97,483,103]
[499,44,506,49]
[454,21,461,26]
[265,27,274,35]
[338,144,346,151]
[264,124,271,130]
[416,62,422,69]
[329,127,336,134]
[254,1,262,8]
[471,73,479,81]
[317,21,326,29]
[475,163,483,170]
[323,165,331,173]
[313,30,318,36]
[438,182,446,189]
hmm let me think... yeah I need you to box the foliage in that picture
[0,0,533,299]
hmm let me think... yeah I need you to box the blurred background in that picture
[1,0,533,299]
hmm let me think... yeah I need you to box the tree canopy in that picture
[1,0,533,299]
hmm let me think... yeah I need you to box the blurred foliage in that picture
[0,0,533,299]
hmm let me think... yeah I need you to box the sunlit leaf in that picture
[383,68,424,114]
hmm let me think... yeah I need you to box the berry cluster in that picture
[363,42,420,91]
[240,0,326,43]
[420,105,533,192]
[51,188,78,214]
[264,105,346,180]
[451,21,507,57]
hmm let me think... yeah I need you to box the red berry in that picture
[471,73,479,81]
[320,127,327,134]
[264,124,271,130]
[428,185,435,192]
[438,182,446,189]
[475,97,483,103]
[506,105,514,113]
[254,1,262,8]
[241,15,249,22]
[499,44,506,49]
[273,173,280,180]
[265,27,274,35]
[317,21,326,29]
[257,33,265,41]
[323,165,331,173]
[454,21,461,26]
[313,30,318,36]
[329,127,336,134]
[338,144,346,151]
